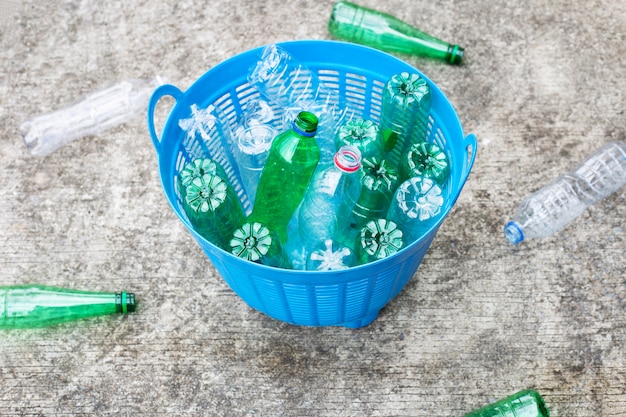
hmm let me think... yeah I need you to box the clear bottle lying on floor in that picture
[0,285,136,329]
[505,140,626,244]
[462,389,549,417]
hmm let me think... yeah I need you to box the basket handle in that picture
[461,133,477,184]
[147,83,183,154]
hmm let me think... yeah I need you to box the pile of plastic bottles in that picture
[176,44,452,271]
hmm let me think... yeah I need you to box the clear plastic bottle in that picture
[0,285,136,329]
[229,222,291,269]
[379,72,431,167]
[248,111,320,243]
[21,76,166,157]
[307,239,356,271]
[328,1,465,64]
[182,174,245,250]
[298,145,363,252]
[232,124,276,206]
[355,219,404,265]
[247,44,356,160]
[387,176,445,243]
[462,389,549,417]
[505,140,626,244]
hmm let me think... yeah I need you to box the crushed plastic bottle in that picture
[505,140,626,244]
[21,76,167,157]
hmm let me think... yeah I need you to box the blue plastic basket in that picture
[147,40,476,328]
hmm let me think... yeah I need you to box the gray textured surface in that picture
[1,0,625,416]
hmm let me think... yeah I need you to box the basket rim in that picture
[152,39,472,276]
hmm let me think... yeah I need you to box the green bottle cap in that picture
[116,292,136,314]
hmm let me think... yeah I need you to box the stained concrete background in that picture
[0,0,624,416]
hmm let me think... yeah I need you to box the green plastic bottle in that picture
[248,111,320,243]
[463,389,550,417]
[380,72,431,165]
[335,118,384,160]
[328,0,464,64]
[0,285,136,329]
[355,219,404,265]
[229,222,291,269]
[178,158,228,201]
[343,156,400,243]
[182,173,245,250]
[400,141,450,185]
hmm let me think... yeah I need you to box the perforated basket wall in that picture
[148,40,476,328]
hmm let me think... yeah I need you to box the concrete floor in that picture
[1,0,624,415]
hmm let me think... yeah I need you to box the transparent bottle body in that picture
[298,146,362,252]
[505,141,626,244]
[21,76,166,157]
[0,285,135,329]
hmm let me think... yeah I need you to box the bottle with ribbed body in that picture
[328,1,464,64]
[229,222,291,269]
[379,72,431,168]
[342,156,400,244]
[335,118,384,160]
[387,176,445,243]
[0,285,136,329]
[183,173,245,250]
[355,219,404,265]
[298,145,362,252]
[504,140,626,244]
[248,111,320,243]
[400,141,450,185]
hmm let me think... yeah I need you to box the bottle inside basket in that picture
[247,44,356,162]
[307,239,356,271]
[462,389,549,417]
[341,156,400,246]
[298,145,363,254]
[229,222,291,269]
[399,141,450,185]
[178,158,229,201]
[379,72,431,167]
[328,1,464,64]
[355,219,405,265]
[387,176,445,243]
[182,173,245,250]
[248,111,321,244]
[335,118,384,160]
[504,140,626,244]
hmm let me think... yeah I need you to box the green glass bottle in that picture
[0,285,136,329]
[178,158,228,201]
[229,222,291,269]
[463,390,550,417]
[248,111,320,243]
[400,141,450,185]
[183,173,245,250]
[328,1,464,64]
[380,72,431,165]
[356,219,404,265]
[335,118,384,159]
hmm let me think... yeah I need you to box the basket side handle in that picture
[461,133,477,184]
[147,83,183,154]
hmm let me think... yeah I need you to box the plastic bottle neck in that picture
[504,221,524,244]
[292,111,318,137]
[334,145,362,173]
